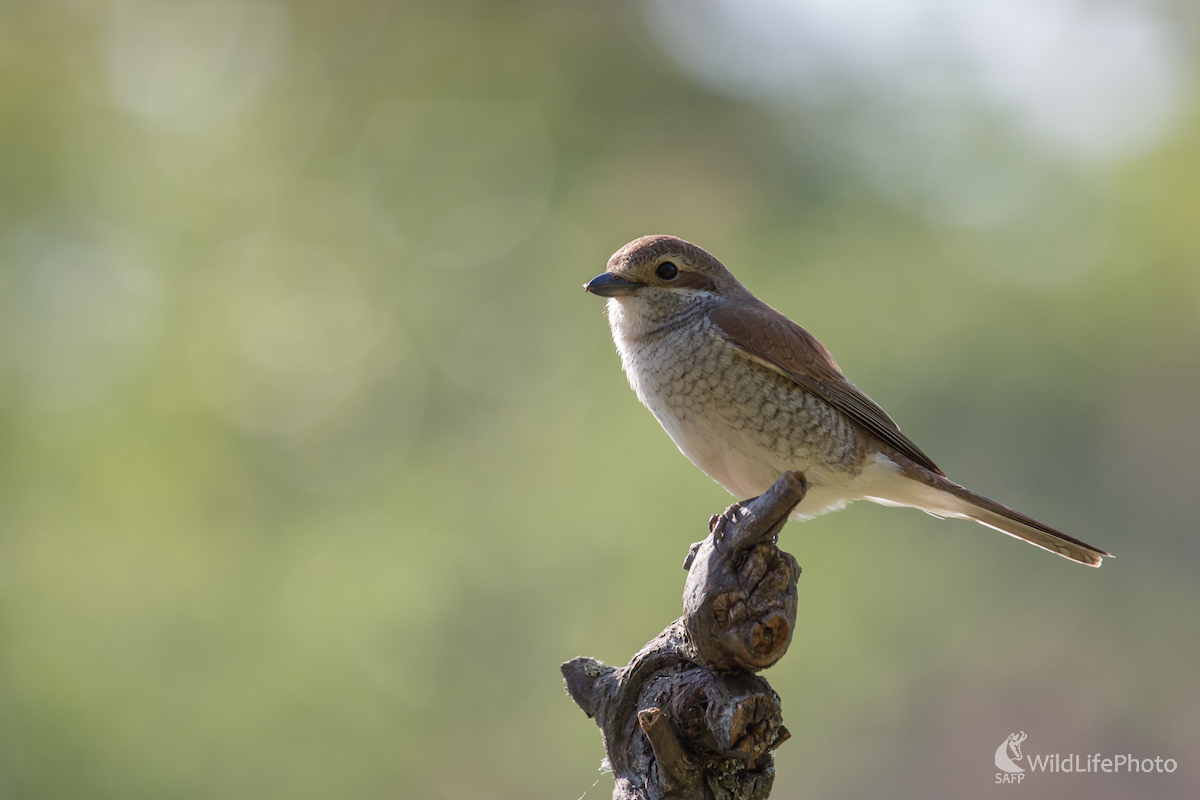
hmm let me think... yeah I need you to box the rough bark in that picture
[562,471,807,800]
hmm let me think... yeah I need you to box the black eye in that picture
[656,261,678,281]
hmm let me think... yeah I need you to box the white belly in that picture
[661,408,906,519]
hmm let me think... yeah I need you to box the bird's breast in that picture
[608,305,868,504]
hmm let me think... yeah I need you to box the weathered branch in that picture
[684,471,804,673]
[562,471,807,800]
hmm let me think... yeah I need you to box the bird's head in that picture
[585,235,744,334]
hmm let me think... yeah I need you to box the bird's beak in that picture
[584,272,641,297]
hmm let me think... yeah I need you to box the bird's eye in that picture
[656,261,679,281]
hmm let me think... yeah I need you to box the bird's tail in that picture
[879,457,1111,567]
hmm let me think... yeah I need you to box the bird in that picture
[585,234,1110,567]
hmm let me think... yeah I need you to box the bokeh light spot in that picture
[356,101,555,267]
[1,213,160,412]
[106,0,291,131]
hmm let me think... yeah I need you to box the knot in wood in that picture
[682,477,805,673]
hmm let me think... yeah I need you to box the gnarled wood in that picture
[562,471,807,800]
[683,472,805,672]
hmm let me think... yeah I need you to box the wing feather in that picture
[710,302,944,475]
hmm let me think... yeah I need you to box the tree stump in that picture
[562,471,807,800]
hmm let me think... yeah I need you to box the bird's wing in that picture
[710,302,944,475]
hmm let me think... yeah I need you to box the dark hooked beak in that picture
[584,272,641,297]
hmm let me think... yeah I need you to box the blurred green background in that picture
[1,1,1198,798]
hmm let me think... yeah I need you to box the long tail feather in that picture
[887,456,1111,567]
